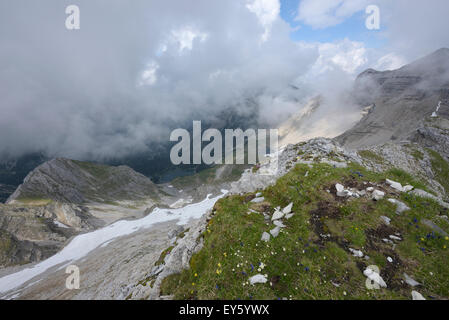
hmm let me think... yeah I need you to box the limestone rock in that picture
[411,291,426,300]
[269,227,281,238]
[249,274,268,285]
[372,190,385,201]
[261,232,270,242]
[271,210,284,221]
[282,202,293,214]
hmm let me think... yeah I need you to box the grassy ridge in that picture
[160,162,449,300]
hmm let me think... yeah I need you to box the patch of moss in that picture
[155,246,174,266]
[358,150,384,164]
[72,160,111,180]
[410,149,424,161]
[14,197,53,206]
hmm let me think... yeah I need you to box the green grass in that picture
[410,149,424,161]
[160,162,449,300]
[72,160,112,180]
[155,246,174,266]
[14,197,53,206]
[426,148,449,196]
[358,150,385,164]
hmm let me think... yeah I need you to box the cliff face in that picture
[0,201,103,268]
[337,48,449,149]
[6,158,161,205]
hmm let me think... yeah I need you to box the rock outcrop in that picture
[0,201,101,268]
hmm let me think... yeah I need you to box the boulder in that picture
[261,232,271,242]
[249,274,268,285]
[271,210,284,221]
[364,267,387,288]
[282,202,293,214]
[388,199,410,214]
[269,227,281,238]
[372,190,385,201]
[411,291,426,300]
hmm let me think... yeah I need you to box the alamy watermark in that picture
[365,5,380,30]
[65,265,80,290]
[65,5,80,30]
[170,121,279,175]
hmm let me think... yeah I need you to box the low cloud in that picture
[0,0,448,161]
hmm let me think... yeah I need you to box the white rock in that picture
[404,273,420,287]
[271,210,284,221]
[349,248,364,258]
[273,220,286,228]
[337,190,350,197]
[389,235,402,241]
[386,179,404,192]
[366,187,374,192]
[387,257,393,263]
[372,190,385,201]
[411,291,426,300]
[282,202,293,214]
[261,232,271,242]
[249,274,268,285]
[251,197,265,203]
[363,267,387,288]
[285,213,294,219]
[403,185,414,192]
[388,199,410,214]
[255,192,262,197]
[270,227,281,238]
[335,184,350,197]
[380,216,391,225]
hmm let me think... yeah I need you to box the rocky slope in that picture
[337,48,449,149]
[0,201,102,268]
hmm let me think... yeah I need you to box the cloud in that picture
[374,53,406,71]
[0,0,315,160]
[312,39,368,75]
[296,0,369,29]
[377,0,449,61]
[246,0,281,41]
[0,0,448,162]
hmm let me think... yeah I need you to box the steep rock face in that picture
[411,117,449,160]
[0,202,101,268]
[6,158,161,204]
[337,48,449,149]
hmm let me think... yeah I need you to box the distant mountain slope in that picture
[6,158,161,204]
[337,48,449,149]
[0,154,47,203]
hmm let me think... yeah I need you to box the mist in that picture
[1,0,448,161]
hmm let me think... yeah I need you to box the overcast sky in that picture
[0,0,448,160]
